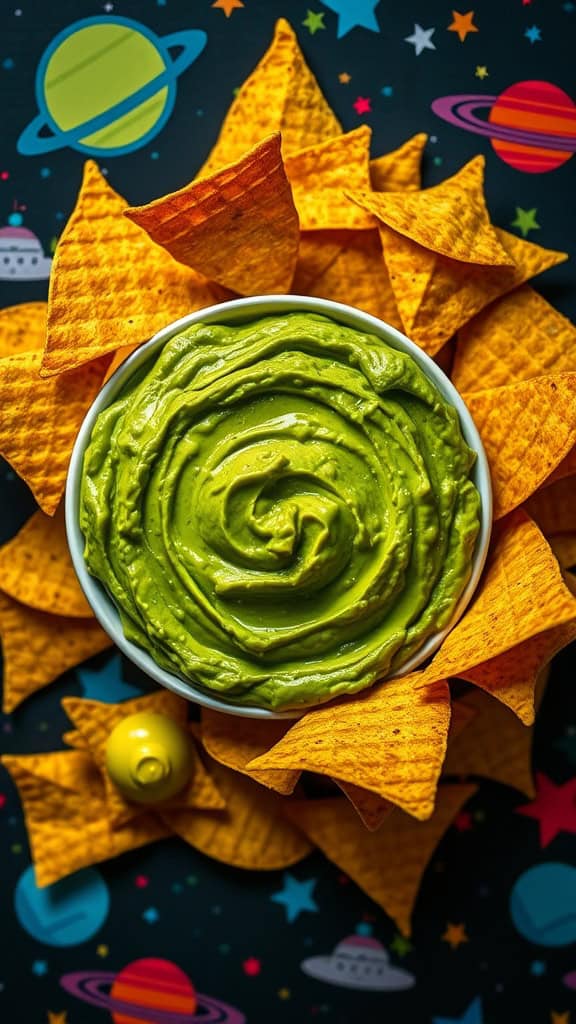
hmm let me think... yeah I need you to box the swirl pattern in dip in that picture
[80,313,481,710]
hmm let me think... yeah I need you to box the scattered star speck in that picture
[302,10,326,34]
[524,25,542,42]
[475,65,489,79]
[405,24,436,55]
[142,907,159,923]
[442,922,469,949]
[353,96,372,114]
[243,957,261,976]
[448,11,479,42]
[338,72,351,83]
[511,207,540,237]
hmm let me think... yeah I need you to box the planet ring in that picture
[17,30,206,156]
[60,971,246,1024]
[432,95,576,152]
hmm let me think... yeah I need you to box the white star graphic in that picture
[404,23,436,55]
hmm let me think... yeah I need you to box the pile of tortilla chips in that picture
[2,19,576,935]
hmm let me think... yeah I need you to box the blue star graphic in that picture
[433,996,484,1024]
[271,873,319,923]
[320,0,380,38]
[76,653,142,703]
[404,24,436,55]
[524,25,542,42]
[32,960,48,976]
[142,907,159,923]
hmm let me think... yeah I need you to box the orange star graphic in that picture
[442,922,469,949]
[339,72,351,84]
[550,1013,570,1024]
[212,0,245,16]
[448,10,479,41]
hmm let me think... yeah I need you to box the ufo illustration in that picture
[61,957,245,1024]
[301,931,415,991]
[0,214,52,281]
[18,15,207,158]
[432,80,576,173]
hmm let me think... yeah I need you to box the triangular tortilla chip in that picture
[0,350,109,514]
[0,505,92,617]
[299,229,403,328]
[379,225,567,355]
[463,372,576,519]
[348,157,513,266]
[334,781,392,831]
[164,756,312,870]
[103,343,140,383]
[370,134,427,193]
[284,127,374,230]
[200,709,300,795]
[285,785,477,935]
[2,752,168,887]
[42,160,226,376]
[0,591,112,713]
[291,230,353,292]
[198,18,341,176]
[452,286,576,393]
[0,302,47,357]
[541,442,576,489]
[427,510,576,719]
[526,475,576,536]
[125,134,299,295]
[249,677,451,820]
[443,691,535,797]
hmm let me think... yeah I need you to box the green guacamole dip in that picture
[80,313,481,710]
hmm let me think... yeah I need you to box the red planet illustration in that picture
[110,958,197,1024]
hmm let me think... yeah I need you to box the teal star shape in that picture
[76,652,142,702]
[302,10,326,34]
[510,207,540,237]
[433,996,484,1024]
[320,0,380,38]
[524,25,542,42]
[271,873,319,922]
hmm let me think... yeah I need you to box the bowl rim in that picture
[65,294,493,720]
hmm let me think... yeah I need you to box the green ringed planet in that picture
[17,16,207,157]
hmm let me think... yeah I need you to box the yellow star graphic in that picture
[278,988,291,1000]
[339,72,351,84]
[475,65,489,79]
[551,1013,570,1024]
[212,0,245,16]
[442,922,469,949]
[47,1013,68,1024]
[96,943,109,957]
[448,10,479,41]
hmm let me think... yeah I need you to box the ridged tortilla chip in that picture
[0,591,112,713]
[379,226,567,356]
[464,373,576,519]
[0,302,47,357]
[0,505,92,617]
[427,510,576,720]
[541,443,576,489]
[301,229,403,328]
[2,751,168,887]
[284,127,374,230]
[285,785,477,935]
[444,691,535,797]
[249,676,451,821]
[334,781,392,831]
[291,230,352,292]
[126,134,299,296]
[526,476,576,536]
[0,350,109,514]
[452,286,576,393]
[164,756,312,870]
[42,160,226,376]
[200,708,300,796]
[370,134,427,193]
[348,157,513,266]
[198,18,341,176]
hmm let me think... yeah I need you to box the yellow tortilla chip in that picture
[0,350,109,514]
[452,286,576,393]
[334,781,392,831]
[2,751,168,887]
[549,533,576,569]
[380,225,567,356]
[0,591,112,713]
[198,19,341,176]
[200,708,300,796]
[300,229,403,328]
[443,691,535,797]
[463,372,576,519]
[103,343,140,383]
[0,302,47,357]
[42,160,226,376]
[427,510,576,720]
[542,442,576,489]
[284,127,374,230]
[249,676,451,820]
[164,756,312,870]
[0,505,92,617]
[292,230,352,292]
[370,134,427,193]
[526,475,576,536]
[285,785,477,935]
[348,157,513,266]
[126,134,299,296]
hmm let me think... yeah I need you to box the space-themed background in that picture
[1,1,575,1022]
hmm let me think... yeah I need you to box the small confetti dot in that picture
[530,960,546,977]
[171,882,183,894]
[150,151,159,160]
[243,957,261,976]
[186,874,198,886]
[142,907,159,924]
[0,172,9,181]
[219,943,231,955]
[2,58,15,70]
[0,794,6,809]
[196,109,204,117]
[14,9,23,17]
[433,156,443,166]
[55,211,65,221]
[278,988,291,1000]
[135,874,149,888]
[381,85,393,97]
[11,843,22,854]
[430,135,438,144]
[32,961,48,976]
[40,167,51,178]
[96,944,109,957]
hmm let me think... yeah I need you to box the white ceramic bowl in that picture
[66,295,492,720]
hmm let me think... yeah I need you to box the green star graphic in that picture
[390,933,413,957]
[302,9,326,34]
[511,207,540,237]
